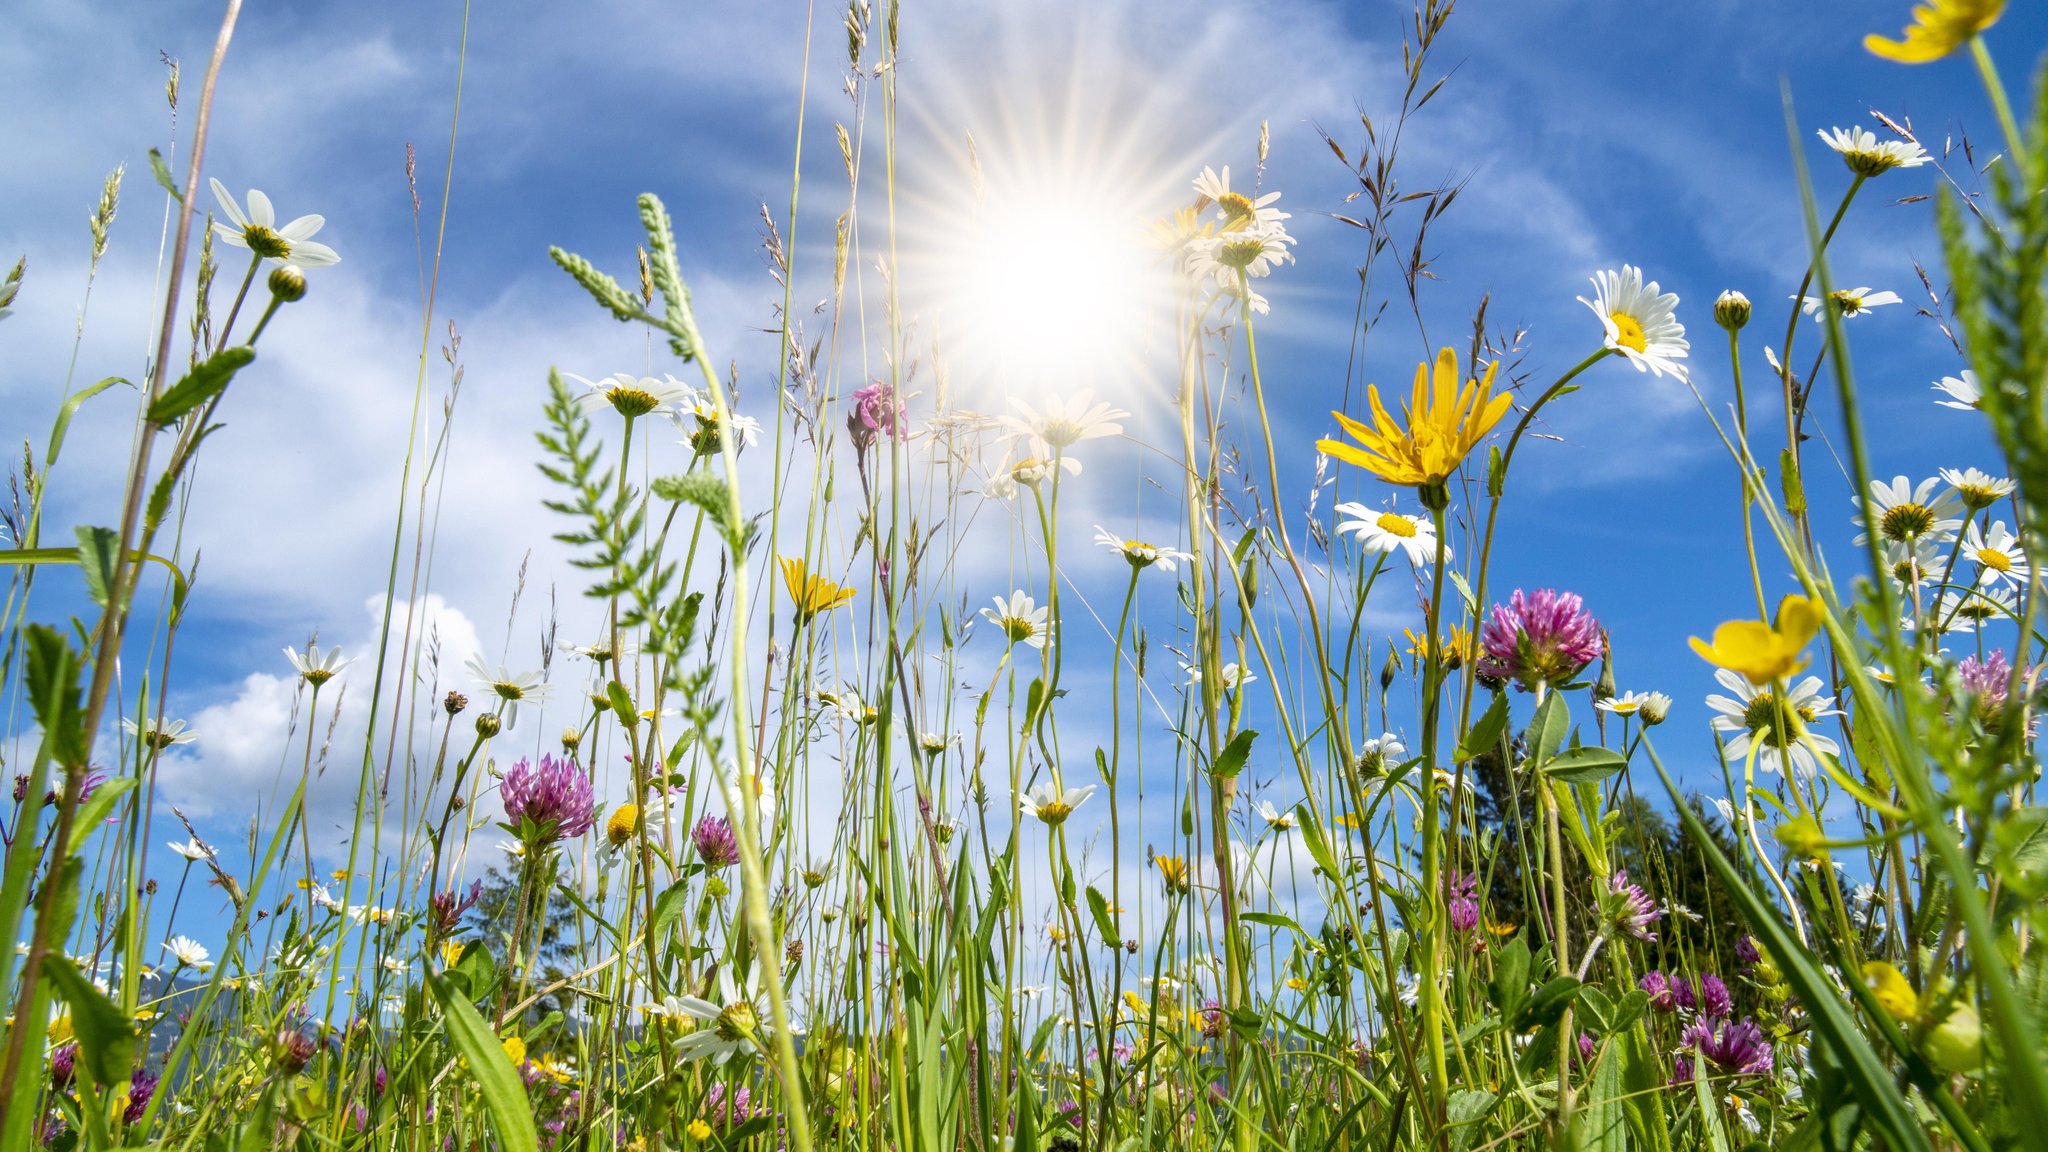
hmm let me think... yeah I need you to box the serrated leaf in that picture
[1212,728,1257,779]
[1544,745,1627,784]
[73,525,121,608]
[147,345,255,425]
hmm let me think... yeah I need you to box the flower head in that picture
[779,556,856,623]
[208,179,340,268]
[1476,588,1603,692]
[1818,126,1931,176]
[1317,347,1511,494]
[1597,690,1672,725]
[1093,527,1192,572]
[1334,502,1440,566]
[500,755,598,845]
[167,837,215,862]
[848,381,907,451]
[1705,669,1843,780]
[981,590,1051,650]
[1604,869,1661,941]
[464,655,548,726]
[673,396,761,454]
[1713,290,1752,331]
[692,816,740,869]
[670,966,767,1065]
[284,642,356,689]
[1939,466,2014,510]
[1444,871,1482,934]
[1580,265,1689,380]
[1005,392,1129,450]
[1018,781,1096,828]
[1933,370,1981,411]
[1155,853,1190,895]
[1962,520,2030,587]
[1673,1017,1773,1082]
[1865,0,2005,63]
[1799,286,1902,321]
[566,372,693,420]
[122,717,196,752]
[1689,594,1823,685]
[1855,475,1963,546]
[164,935,212,970]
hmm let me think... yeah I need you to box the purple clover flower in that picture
[1957,650,2039,738]
[1606,869,1661,941]
[1444,871,1481,934]
[692,816,741,870]
[1672,1016,1773,1083]
[49,1044,76,1088]
[848,381,906,453]
[501,755,598,845]
[1476,588,1603,692]
[1639,971,1675,1013]
[430,880,484,936]
[1734,934,1761,973]
[123,1068,160,1124]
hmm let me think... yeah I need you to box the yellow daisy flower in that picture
[1865,0,2005,63]
[1317,347,1511,499]
[779,556,857,622]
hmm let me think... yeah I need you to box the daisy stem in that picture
[243,292,285,346]
[1969,37,2030,175]
[1741,737,1806,944]
[1728,328,1769,618]
[213,253,261,354]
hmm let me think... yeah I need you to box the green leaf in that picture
[1525,692,1570,764]
[25,625,86,769]
[1579,1036,1627,1152]
[147,147,181,202]
[67,778,137,855]
[43,954,138,1085]
[427,972,538,1152]
[1446,1088,1497,1152]
[1456,693,1510,763]
[1512,976,1581,1031]
[1241,910,1307,937]
[1211,728,1257,779]
[1295,804,1342,881]
[73,525,121,609]
[146,345,255,425]
[606,680,637,729]
[651,472,736,536]
[48,375,127,466]
[1085,886,1118,943]
[1487,934,1530,1017]
[1544,745,1627,784]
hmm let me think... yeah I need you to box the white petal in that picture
[245,188,277,228]
[208,178,250,229]
[277,213,326,242]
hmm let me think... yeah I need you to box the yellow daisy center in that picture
[242,224,291,259]
[606,386,662,418]
[1880,503,1935,541]
[1609,312,1648,353]
[1978,548,2014,573]
[1217,191,1257,222]
[1374,512,1418,539]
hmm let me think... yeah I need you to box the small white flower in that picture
[1333,502,1440,566]
[163,935,211,970]
[1193,166,1290,231]
[1961,520,2030,588]
[284,642,356,688]
[1938,466,2015,510]
[1705,669,1842,780]
[670,965,768,1065]
[464,654,547,727]
[1254,799,1296,833]
[122,716,196,750]
[1597,690,1672,725]
[1798,286,1902,321]
[1182,661,1256,691]
[167,837,215,862]
[1093,526,1192,572]
[981,591,1052,650]
[1933,370,1981,411]
[1004,392,1129,450]
[1580,265,1689,381]
[564,371,694,420]
[1817,126,1930,176]
[1017,781,1096,828]
[1854,475,1962,546]
[208,179,341,268]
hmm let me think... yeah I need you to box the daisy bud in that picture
[560,726,582,753]
[474,712,502,739]
[1639,693,1672,726]
[267,265,307,303]
[1714,290,1751,332]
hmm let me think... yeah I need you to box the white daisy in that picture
[464,654,548,727]
[1017,781,1096,828]
[1961,520,2029,588]
[1705,669,1842,780]
[981,590,1051,650]
[983,445,1082,500]
[1191,228,1293,286]
[1853,475,1962,546]
[1938,466,2015,510]
[1816,126,1930,177]
[1254,799,1297,833]
[669,966,768,1065]
[1798,286,1902,321]
[1333,502,1440,566]
[1192,166,1290,231]
[1182,661,1256,690]
[1933,370,1981,411]
[122,717,196,751]
[564,372,694,420]
[1579,265,1689,381]
[1093,526,1193,572]
[1004,393,1129,450]
[284,642,356,688]
[1356,732,1408,774]
[166,837,215,862]
[163,935,211,970]
[208,179,340,268]
[674,397,762,453]
[1597,690,1672,725]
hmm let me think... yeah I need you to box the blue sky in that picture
[4,0,2043,954]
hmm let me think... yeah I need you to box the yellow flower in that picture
[441,940,466,969]
[1405,624,1476,670]
[1688,594,1822,685]
[1154,854,1190,895]
[605,803,641,848]
[1865,0,2005,63]
[1317,347,1511,492]
[1285,977,1309,992]
[501,1035,527,1066]
[779,556,856,623]
[687,1119,714,1141]
[47,1010,72,1045]
[1861,961,1920,1022]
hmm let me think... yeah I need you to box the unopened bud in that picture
[474,712,502,738]
[1714,290,1751,332]
[268,265,308,303]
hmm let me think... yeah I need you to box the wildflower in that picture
[1155,854,1190,895]
[208,179,340,268]
[1017,781,1096,828]
[1193,166,1290,232]
[1317,347,1511,499]
[1939,466,2015,510]
[1798,286,1902,321]
[1580,265,1690,380]
[1956,650,2037,738]
[1713,290,1751,331]
[1605,869,1661,941]
[1705,669,1843,780]
[1856,475,1963,545]
[1884,536,1942,588]
[1254,800,1296,833]
[1933,370,1981,411]
[981,591,1051,650]
[1640,970,1677,1012]
[1689,593,1823,685]
[847,380,906,451]
[163,935,211,970]
[674,396,762,453]
[499,755,598,845]
[692,816,741,869]
[430,881,483,936]
[687,1119,714,1140]
[601,802,641,860]
[1004,392,1129,450]
[1597,690,1672,725]
[1860,961,1920,1021]
[121,1068,160,1125]
[670,966,767,1065]
[1927,584,2017,633]
[501,1035,527,1067]
[1477,589,1603,692]
[1865,0,2005,63]
[1355,733,1408,778]
[565,371,693,420]
[1670,973,1733,1018]
[1182,661,1256,690]
[275,1026,318,1073]
[1197,228,1293,282]
[1818,126,1931,176]
[465,655,548,729]
[1444,872,1481,934]
[1734,934,1762,972]
[779,556,856,623]
[1333,502,1440,566]
[1093,526,1192,572]
[1673,1016,1773,1082]
[167,837,215,862]
[284,642,355,688]
[1961,520,2029,587]
[49,1043,76,1088]
[121,717,196,752]
[1405,625,1476,672]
